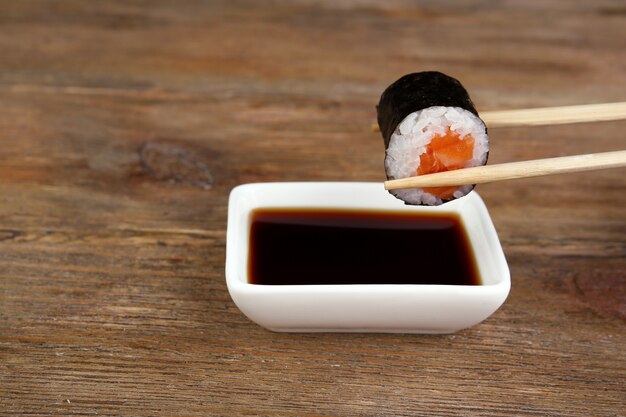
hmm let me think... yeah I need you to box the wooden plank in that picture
[0,1,624,416]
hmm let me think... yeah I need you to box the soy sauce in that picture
[248,208,480,286]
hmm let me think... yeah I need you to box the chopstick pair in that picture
[379,102,626,190]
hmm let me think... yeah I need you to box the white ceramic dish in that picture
[225,182,510,333]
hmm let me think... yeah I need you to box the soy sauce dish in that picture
[225,182,510,333]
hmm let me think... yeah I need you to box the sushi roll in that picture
[377,71,489,206]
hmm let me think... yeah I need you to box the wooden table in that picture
[1,1,624,415]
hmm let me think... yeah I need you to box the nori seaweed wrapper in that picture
[376,71,481,149]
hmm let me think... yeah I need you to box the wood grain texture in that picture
[0,1,624,416]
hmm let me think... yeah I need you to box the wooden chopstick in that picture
[371,102,626,131]
[481,102,626,127]
[383,150,626,190]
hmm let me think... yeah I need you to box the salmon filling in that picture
[417,129,475,199]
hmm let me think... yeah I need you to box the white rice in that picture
[385,106,489,205]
